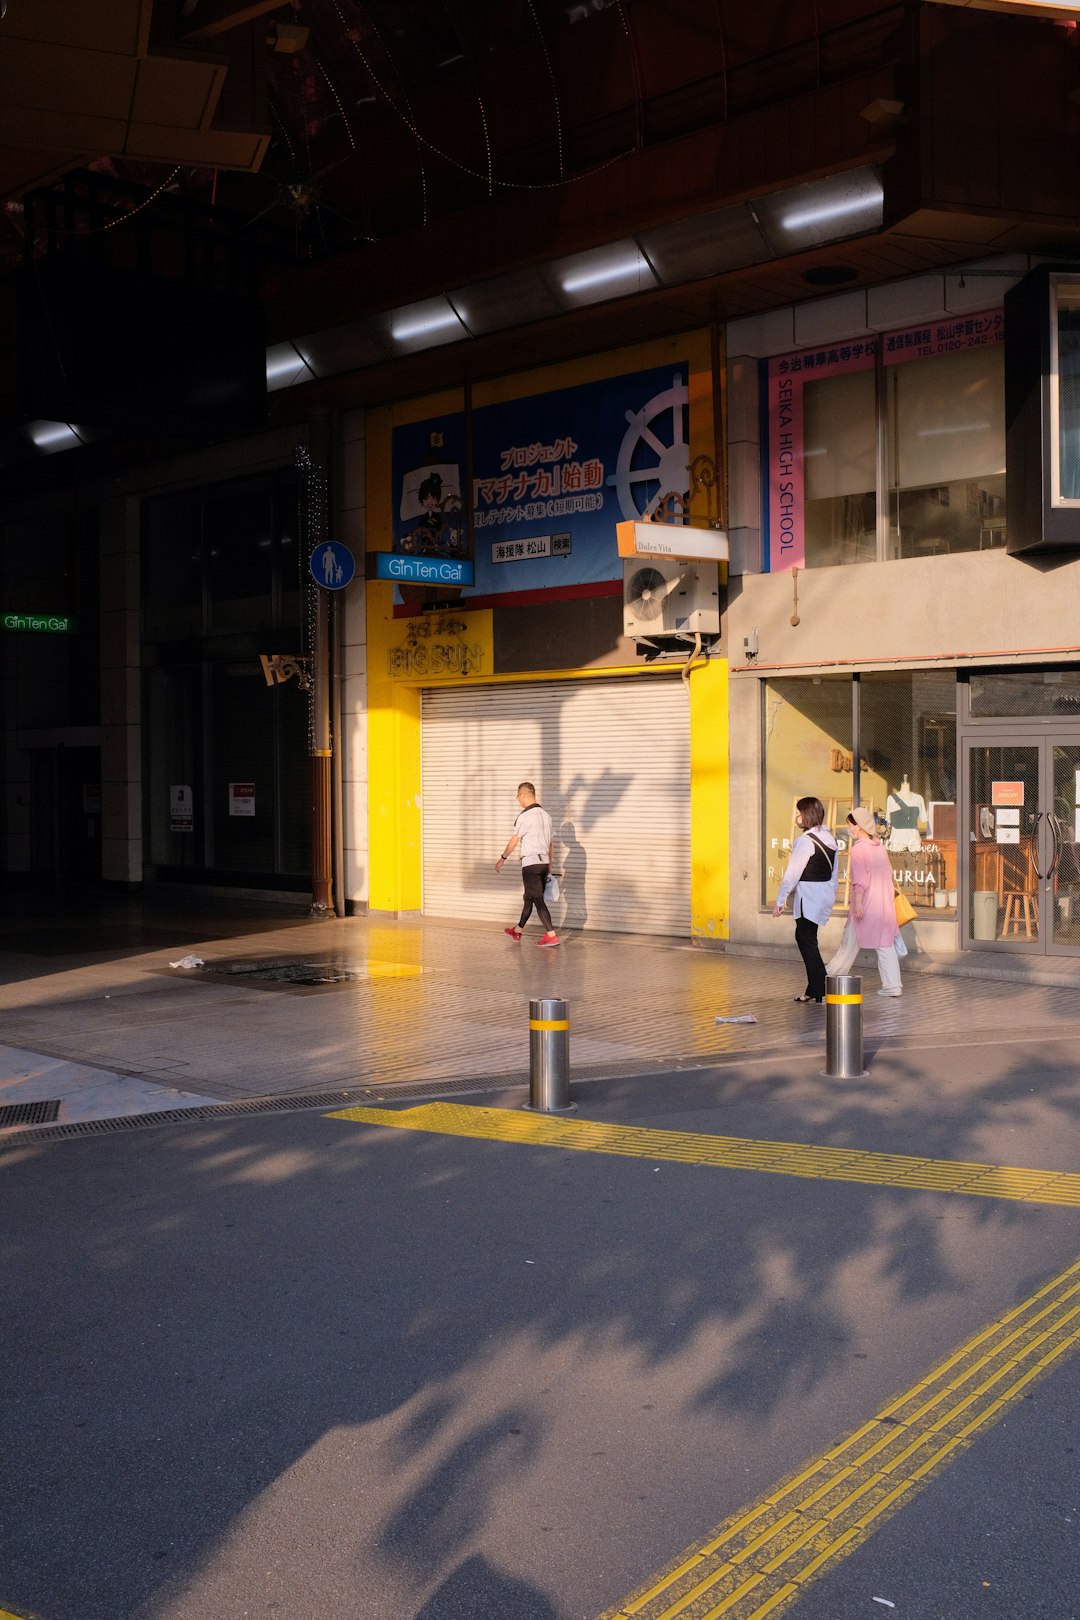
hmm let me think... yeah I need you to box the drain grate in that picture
[196,958,367,987]
[0,1074,525,1147]
[0,1098,61,1129]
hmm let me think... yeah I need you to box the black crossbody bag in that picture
[802,833,836,883]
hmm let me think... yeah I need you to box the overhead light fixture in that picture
[561,255,651,294]
[781,188,884,233]
[380,297,469,351]
[391,310,462,341]
[751,167,884,253]
[27,421,83,451]
[265,344,313,391]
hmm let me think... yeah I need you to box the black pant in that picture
[519,864,553,931]
[794,916,826,1000]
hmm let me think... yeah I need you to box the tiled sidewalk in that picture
[2,903,1080,1130]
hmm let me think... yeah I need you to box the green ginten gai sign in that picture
[2,612,75,634]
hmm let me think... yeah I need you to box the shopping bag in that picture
[894,888,917,927]
[544,873,561,905]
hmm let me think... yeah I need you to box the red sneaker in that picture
[536,932,560,948]
[503,926,522,941]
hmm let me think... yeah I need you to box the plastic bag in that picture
[544,873,560,904]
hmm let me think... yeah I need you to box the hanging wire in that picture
[328,0,636,192]
[25,167,183,239]
[342,0,429,226]
[311,47,358,150]
[295,443,327,754]
[525,0,565,178]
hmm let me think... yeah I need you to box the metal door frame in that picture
[959,724,1080,956]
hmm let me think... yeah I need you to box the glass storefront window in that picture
[142,469,311,884]
[886,344,1006,558]
[762,676,853,903]
[803,368,877,568]
[969,668,1080,719]
[764,311,1007,568]
[763,673,958,913]
[859,672,957,915]
[207,487,275,634]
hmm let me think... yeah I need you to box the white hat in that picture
[849,805,875,834]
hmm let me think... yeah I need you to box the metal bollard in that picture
[822,974,868,1079]
[525,997,576,1112]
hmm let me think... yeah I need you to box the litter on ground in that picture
[715,1012,758,1024]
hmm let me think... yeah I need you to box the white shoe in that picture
[876,988,902,997]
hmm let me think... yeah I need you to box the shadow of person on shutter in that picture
[558,819,587,932]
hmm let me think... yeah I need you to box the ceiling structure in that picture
[2,0,1080,478]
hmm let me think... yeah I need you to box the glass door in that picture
[964,737,1044,950]
[963,732,1080,954]
[1049,742,1080,953]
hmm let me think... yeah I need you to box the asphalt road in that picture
[1,1055,1079,1620]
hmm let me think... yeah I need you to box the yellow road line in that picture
[596,1254,1080,1620]
[326,1101,1080,1209]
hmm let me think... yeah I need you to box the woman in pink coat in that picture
[825,805,903,996]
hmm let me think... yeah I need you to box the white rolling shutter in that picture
[421,676,690,937]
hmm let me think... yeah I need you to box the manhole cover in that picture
[0,1099,61,1128]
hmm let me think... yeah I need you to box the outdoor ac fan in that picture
[625,565,683,622]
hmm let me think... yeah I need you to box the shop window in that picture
[969,668,1080,719]
[886,345,1006,559]
[144,498,202,642]
[859,672,958,915]
[764,310,1006,569]
[142,468,310,885]
[763,672,958,913]
[762,676,853,904]
[207,488,275,635]
[803,368,877,568]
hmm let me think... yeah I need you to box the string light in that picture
[295,443,327,756]
[30,167,183,237]
[329,0,635,194]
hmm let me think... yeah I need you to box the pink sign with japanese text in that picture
[766,341,876,572]
[882,308,1004,365]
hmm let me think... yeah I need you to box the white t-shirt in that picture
[514,803,552,867]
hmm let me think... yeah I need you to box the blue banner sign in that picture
[391,361,689,602]
[372,554,474,587]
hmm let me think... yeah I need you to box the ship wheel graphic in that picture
[607,373,691,521]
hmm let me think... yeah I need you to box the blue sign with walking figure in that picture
[309,542,356,590]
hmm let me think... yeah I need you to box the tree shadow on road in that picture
[1,1037,1078,1620]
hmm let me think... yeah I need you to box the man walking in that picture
[495,782,560,947]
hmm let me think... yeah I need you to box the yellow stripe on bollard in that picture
[529,1018,570,1031]
[825,993,862,1004]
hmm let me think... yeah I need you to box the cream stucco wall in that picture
[725,548,1080,953]
[728,549,1080,677]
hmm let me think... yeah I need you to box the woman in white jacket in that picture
[772,796,839,1004]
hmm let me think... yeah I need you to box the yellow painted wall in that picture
[690,657,730,940]
[366,328,729,932]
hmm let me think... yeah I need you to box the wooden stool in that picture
[1000,891,1038,939]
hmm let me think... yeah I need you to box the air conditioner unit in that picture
[623,558,720,640]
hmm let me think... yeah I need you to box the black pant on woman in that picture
[519,864,553,932]
[794,915,826,1001]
